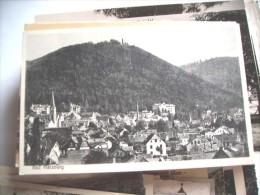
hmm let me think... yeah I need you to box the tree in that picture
[172,120,175,128]
[76,136,83,150]
[136,120,147,130]
[94,2,222,19]
[89,121,98,129]
[109,118,116,126]
[157,119,168,132]
[158,108,161,116]
[148,121,156,129]
[243,165,259,195]
[28,117,44,165]
[167,113,175,121]
[81,150,107,164]
[121,131,129,142]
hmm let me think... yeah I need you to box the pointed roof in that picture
[143,134,162,145]
[177,183,187,194]
[213,147,231,159]
[51,91,56,108]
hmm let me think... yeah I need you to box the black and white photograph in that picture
[35,1,244,23]
[20,21,254,174]
[35,0,260,151]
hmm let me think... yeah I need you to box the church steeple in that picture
[50,91,57,123]
[136,101,139,120]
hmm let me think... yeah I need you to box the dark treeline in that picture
[94,2,223,18]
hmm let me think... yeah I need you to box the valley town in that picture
[24,92,249,166]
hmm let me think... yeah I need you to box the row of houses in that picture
[30,99,176,129]
[27,93,245,165]
[39,121,244,165]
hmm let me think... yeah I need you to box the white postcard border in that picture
[19,22,254,175]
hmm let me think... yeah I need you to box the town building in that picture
[30,104,51,115]
[152,103,176,115]
[42,140,61,165]
[70,103,81,114]
[144,134,167,156]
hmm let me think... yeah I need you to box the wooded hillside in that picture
[26,40,243,115]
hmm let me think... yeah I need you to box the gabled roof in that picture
[103,132,116,140]
[127,155,149,163]
[188,136,207,143]
[215,133,240,143]
[215,126,228,131]
[129,135,147,143]
[109,146,126,155]
[143,134,161,145]
[213,147,231,159]
[158,133,167,140]
[66,112,81,120]
[41,137,59,157]
[42,127,71,149]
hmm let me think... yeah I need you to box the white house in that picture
[94,139,112,149]
[70,103,81,114]
[205,130,215,139]
[214,126,230,135]
[178,134,190,146]
[144,134,167,156]
[30,104,51,115]
[43,141,61,165]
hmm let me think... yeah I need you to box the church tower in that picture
[50,91,57,124]
[136,101,139,120]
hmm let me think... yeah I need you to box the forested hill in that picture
[25,40,243,114]
[181,57,243,97]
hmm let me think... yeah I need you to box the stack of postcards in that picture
[1,0,259,194]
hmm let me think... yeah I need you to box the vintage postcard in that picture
[0,166,144,194]
[20,21,254,175]
[33,1,260,151]
[0,179,133,195]
[35,1,245,23]
[45,172,145,194]
[168,167,224,195]
[153,179,211,195]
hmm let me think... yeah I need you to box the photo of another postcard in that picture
[20,21,254,175]
[34,1,260,151]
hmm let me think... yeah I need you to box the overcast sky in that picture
[25,21,242,66]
